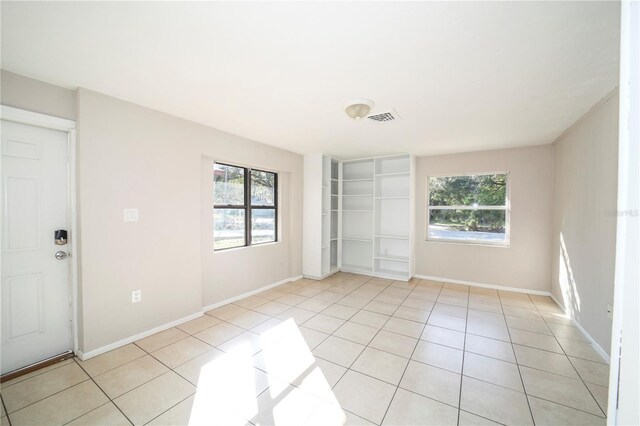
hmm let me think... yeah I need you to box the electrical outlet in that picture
[123,208,139,222]
[132,289,142,304]
[607,304,613,320]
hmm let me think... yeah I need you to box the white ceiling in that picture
[1,1,620,158]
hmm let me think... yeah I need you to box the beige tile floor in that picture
[0,273,609,426]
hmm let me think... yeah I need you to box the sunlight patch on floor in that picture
[189,317,347,425]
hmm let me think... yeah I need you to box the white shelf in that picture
[343,209,373,212]
[375,155,410,175]
[343,159,374,180]
[343,178,374,182]
[375,172,410,177]
[343,194,373,197]
[343,196,373,211]
[374,268,409,278]
[343,237,373,242]
[374,255,409,263]
[375,235,410,240]
[342,264,373,272]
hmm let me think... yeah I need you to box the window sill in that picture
[213,240,280,253]
[425,238,510,248]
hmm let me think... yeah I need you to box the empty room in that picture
[0,1,638,426]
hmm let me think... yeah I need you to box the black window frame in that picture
[213,162,278,251]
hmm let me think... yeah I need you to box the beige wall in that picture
[76,89,302,352]
[551,91,618,354]
[1,70,303,354]
[1,70,76,119]
[415,145,554,293]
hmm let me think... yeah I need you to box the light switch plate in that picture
[132,289,142,304]
[123,208,139,222]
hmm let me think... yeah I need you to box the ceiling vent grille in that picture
[367,110,399,122]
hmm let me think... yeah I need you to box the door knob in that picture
[55,251,68,260]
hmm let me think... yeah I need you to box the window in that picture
[427,173,509,245]
[214,163,277,250]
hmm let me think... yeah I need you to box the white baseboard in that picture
[201,275,302,312]
[414,274,551,296]
[339,268,411,282]
[78,274,303,361]
[303,270,339,281]
[77,311,203,361]
[549,294,610,364]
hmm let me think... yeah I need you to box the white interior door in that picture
[1,119,72,375]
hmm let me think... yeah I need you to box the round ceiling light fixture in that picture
[344,98,375,120]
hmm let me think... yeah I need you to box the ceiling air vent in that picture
[367,110,399,122]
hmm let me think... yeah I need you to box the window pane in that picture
[429,174,507,207]
[214,208,245,249]
[428,209,506,243]
[214,164,245,205]
[251,208,275,244]
[251,170,275,206]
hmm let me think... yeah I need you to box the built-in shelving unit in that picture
[340,159,375,274]
[372,154,414,279]
[304,153,414,281]
[303,154,340,279]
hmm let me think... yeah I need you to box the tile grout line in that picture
[379,278,445,426]
[143,393,198,426]
[0,394,8,415]
[530,298,608,418]
[2,375,95,419]
[455,285,471,426]
[0,358,74,390]
[498,292,537,425]
[0,394,11,426]
[70,357,136,426]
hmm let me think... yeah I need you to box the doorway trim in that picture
[0,105,79,356]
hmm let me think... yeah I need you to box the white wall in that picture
[1,70,75,120]
[415,145,554,293]
[76,89,302,352]
[609,2,638,423]
[551,90,619,355]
